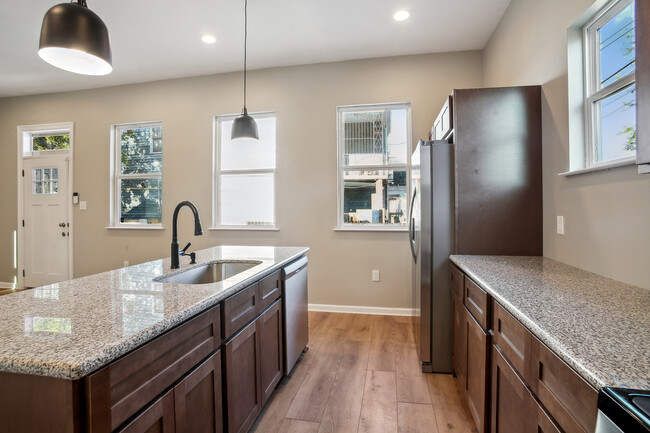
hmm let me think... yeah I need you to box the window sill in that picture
[558,157,636,177]
[106,225,164,230]
[334,226,408,233]
[208,226,279,231]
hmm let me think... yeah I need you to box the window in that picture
[20,126,71,157]
[110,122,163,227]
[337,103,411,229]
[213,112,276,229]
[584,0,636,166]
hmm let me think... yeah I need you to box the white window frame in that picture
[336,102,412,231]
[109,121,163,229]
[583,0,636,168]
[211,111,278,230]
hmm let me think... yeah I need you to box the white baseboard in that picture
[0,282,15,289]
[308,303,413,316]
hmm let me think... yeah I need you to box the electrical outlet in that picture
[123,261,129,267]
[372,270,380,282]
[557,216,564,235]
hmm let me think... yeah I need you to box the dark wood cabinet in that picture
[117,390,175,433]
[431,95,453,140]
[451,264,466,386]
[259,299,284,406]
[174,350,223,433]
[637,0,650,172]
[490,345,534,433]
[224,319,262,433]
[453,86,542,255]
[465,307,489,433]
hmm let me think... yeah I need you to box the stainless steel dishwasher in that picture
[282,256,309,375]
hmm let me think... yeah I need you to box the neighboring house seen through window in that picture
[337,103,411,229]
[110,121,163,227]
[213,112,276,229]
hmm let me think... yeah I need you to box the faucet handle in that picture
[180,242,191,254]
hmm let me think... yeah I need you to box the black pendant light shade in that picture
[231,0,259,140]
[232,108,260,139]
[39,1,112,76]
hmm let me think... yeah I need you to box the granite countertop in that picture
[450,255,650,390]
[0,245,308,380]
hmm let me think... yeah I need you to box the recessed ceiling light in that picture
[393,10,410,21]
[202,35,217,44]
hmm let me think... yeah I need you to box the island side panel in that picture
[0,371,83,433]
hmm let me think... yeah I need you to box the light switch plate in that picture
[372,270,380,282]
[557,216,564,235]
[79,201,87,211]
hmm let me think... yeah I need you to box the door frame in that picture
[17,122,75,289]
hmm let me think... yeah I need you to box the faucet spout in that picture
[171,201,203,269]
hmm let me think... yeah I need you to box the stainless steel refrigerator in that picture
[409,140,454,373]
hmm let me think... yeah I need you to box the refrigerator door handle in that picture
[408,188,417,262]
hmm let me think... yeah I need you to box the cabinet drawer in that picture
[465,278,489,330]
[492,301,533,385]
[450,264,464,301]
[86,305,221,433]
[531,339,598,433]
[258,271,281,311]
[223,283,260,340]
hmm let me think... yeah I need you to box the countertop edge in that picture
[449,255,606,390]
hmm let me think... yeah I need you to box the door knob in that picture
[61,232,66,237]
[59,223,66,227]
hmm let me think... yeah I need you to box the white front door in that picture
[23,156,70,287]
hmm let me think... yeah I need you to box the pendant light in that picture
[231,0,259,140]
[39,0,112,76]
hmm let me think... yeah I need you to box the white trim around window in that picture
[212,111,277,230]
[109,121,163,229]
[567,0,637,174]
[336,102,411,231]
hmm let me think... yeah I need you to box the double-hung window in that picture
[583,0,636,166]
[213,112,276,229]
[336,103,411,230]
[110,121,163,227]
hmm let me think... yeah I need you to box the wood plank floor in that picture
[251,312,478,433]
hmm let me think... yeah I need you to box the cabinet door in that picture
[117,390,175,433]
[490,345,535,433]
[174,350,223,433]
[465,308,489,433]
[260,300,284,406]
[224,320,262,433]
[452,296,467,387]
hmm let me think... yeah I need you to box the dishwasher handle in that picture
[282,256,308,280]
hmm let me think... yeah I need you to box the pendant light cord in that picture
[243,0,248,113]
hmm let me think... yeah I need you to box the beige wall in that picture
[0,52,484,307]
[483,0,650,289]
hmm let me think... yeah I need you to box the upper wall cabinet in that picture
[637,0,650,173]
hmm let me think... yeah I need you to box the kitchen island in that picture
[449,255,650,433]
[0,245,309,433]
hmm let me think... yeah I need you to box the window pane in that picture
[597,83,636,162]
[220,173,274,226]
[220,116,276,170]
[343,169,407,225]
[342,108,408,166]
[120,178,162,224]
[599,2,635,88]
[120,126,163,175]
[32,134,70,152]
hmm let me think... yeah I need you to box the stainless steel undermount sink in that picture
[154,260,262,285]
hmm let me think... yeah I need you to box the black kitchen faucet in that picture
[170,201,203,269]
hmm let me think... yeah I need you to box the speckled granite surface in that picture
[450,255,650,390]
[0,246,308,380]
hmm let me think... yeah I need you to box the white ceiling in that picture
[0,0,512,98]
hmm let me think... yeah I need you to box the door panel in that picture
[23,157,70,287]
